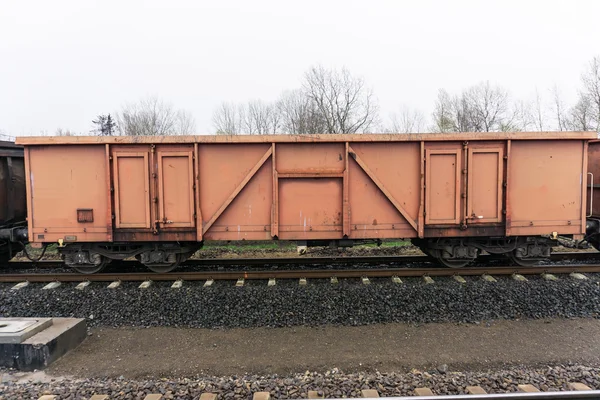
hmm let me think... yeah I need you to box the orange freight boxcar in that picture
[16,132,595,273]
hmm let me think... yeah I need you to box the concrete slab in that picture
[143,395,163,400]
[512,273,528,282]
[42,282,61,290]
[570,272,588,280]
[569,382,592,391]
[361,389,379,398]
[414,388,434,396]
[171,280,183,289]
[0,318,53,344]
[107,281,121,289]
[10,281,29,290]
[253,392,271,400]
[542,273,558,281]
[0,318,86,371]
[139,280,153,289]
[75,281,90,290]
[518,384,540,392]
[467,386,487,394]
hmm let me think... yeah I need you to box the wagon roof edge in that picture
[15,131,597,145]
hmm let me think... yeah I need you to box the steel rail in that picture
[1,264,599,283]
[354,392,600,400]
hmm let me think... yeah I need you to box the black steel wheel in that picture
[69,254,109,274]
[144,253,185,273]
[507,250,540,267]
[436,256,471,268]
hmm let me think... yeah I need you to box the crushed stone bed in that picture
[1,365,599,399]
[1,276,600,328]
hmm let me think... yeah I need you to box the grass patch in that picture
[203,241,296,250]
[356,240,410,248]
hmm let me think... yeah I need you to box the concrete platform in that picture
[0,317,86,371]
[0,318,53,344]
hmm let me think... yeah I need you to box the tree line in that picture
[212,56,600,134]
[11,55,600,137]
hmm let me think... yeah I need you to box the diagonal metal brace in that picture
[348,145,418,231]
[202,147,272,234]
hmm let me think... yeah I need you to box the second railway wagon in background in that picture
[0,140,27,263]
[16,132,595,273]
[586,139,600,250]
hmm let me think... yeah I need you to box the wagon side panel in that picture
[347,142,420,239]
[199,143,273,240]
[27,145,110,243]
[508,140,584,236]
[276,143,344,240]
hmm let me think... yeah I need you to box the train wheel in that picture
[64,251,109,274]
[144,253,185,273]
[436,256,471,268]
[507,251,540,267]
[70,256,109,274]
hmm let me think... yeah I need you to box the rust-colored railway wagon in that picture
[16,132,595,273]
[0,141,27,262]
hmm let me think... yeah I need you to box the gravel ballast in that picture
[1,365,599,399]
[1,277,600,328]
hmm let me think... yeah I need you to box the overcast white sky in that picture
[0,0,598,136]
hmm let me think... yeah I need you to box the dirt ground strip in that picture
[46,318,600,379]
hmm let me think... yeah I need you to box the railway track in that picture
[29,385,600,399]
[1,263,599,284]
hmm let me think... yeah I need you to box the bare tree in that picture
[54,128,76,136]
[581,56,600,131]
[464,81,510,132]
[502,99,532,132]
[277,89,325,134]
[244,100,280,134]
[550,85,569,131]
[530,88,546,131]
[212,100,281,135]
[431,83,512,132]
[569,92,595,131]
[212,102,243,134]
[302,65,377,133]
[431,89,455,132]
[387,106,426,133]
[117,96,196,136]
[174,110,196,135]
